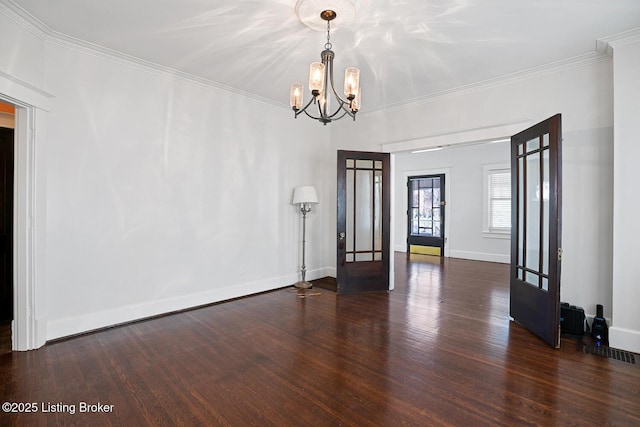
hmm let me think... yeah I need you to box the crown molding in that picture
[0,0,48,39]
[364,50,611,115]
[44,33,285,109]
[0,0,286,109]
[597,27,640,55]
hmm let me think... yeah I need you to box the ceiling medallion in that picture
[295,0,358,31]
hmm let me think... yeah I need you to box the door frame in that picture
[399,168,451,257]
[0,89,46,351]
[406,173,446,255]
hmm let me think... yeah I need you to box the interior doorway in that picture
[407,174,445,256]
[0,100,14,353]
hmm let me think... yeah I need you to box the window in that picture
[483,165,511,238]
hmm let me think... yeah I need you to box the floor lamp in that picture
[292,186,318,289]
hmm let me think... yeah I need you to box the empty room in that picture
[1,0,639,425]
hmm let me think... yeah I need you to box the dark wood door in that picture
[0,127,14,321]
[510,114,562,348]
[336,150,390,294]
[407,174,445,256]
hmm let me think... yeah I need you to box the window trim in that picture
[482,163,511,239]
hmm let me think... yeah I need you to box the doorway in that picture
[0,101,14,353]
[407,174,445,256]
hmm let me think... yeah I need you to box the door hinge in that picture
[440,201,446,206]
[557,248,563,261]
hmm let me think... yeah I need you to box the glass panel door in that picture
[510,114,562,348]
[407,174,445,256]
[337,151,390,294]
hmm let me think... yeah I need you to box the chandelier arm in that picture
[302,108,323,121]
[315,97,326,118]
[333,109,350,121]
[327,99,353,119]
[294,97,317,118]
[326,51,352,106]
[338,102,356,119]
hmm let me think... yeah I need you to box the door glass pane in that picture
[433,207,440,222]
[355,253,373,261]
[525,271,539,287]
[525,151,541,278]
[542,133,549,148]
[355,169,373,252]
[542,149,550,275]
[526,136,539,153]
[411,208,419,234]
[518,156,524,268]
[542,277,549,291]
[346,169,354,253]
[374,170,382,251]
[356,159,373,169]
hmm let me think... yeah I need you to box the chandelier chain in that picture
[325,19,332,50]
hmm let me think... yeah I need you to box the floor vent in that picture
[582,344,637,365]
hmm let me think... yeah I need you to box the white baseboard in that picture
[46,268,328,341]
[449,250,509,264]
[609,326,640,354]
[321,267,336,278]
[394,244,406,252]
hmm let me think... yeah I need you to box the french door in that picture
[407,174,445,256]
[510,114,562,348]
[336,150,390,294]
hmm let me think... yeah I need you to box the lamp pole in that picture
[296,203,313,289]
[292,185,318,289]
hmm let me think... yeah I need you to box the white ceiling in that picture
[7,0,640,111]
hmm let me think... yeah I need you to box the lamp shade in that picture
[292,186,319,205]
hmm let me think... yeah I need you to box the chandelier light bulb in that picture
[290,83,304,110]
[351,88,361,112]
[344,67,360,99]
[320,90,330,113]
[309,62,325,96]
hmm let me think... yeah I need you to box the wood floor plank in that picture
[1,253,639,426]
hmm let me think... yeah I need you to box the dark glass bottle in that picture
[591,304,609,346]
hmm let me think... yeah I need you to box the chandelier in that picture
[289,9,361,125]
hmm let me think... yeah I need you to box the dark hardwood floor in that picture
[1,253,639,426]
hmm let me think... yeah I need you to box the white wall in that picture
[1,8,332,344]
[611,36,640,353]
[41,43,331,339]
[332,55,615,325]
